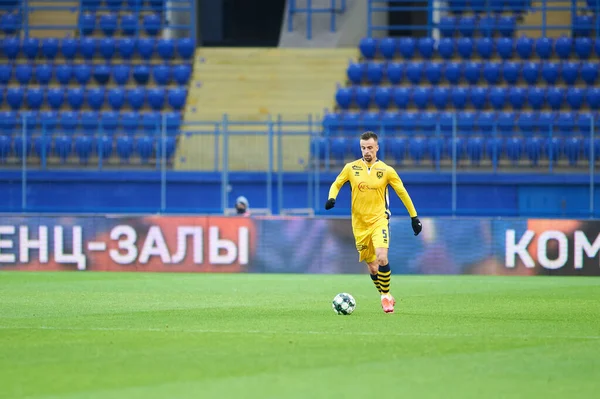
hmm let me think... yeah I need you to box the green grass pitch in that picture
[1,272,599,399]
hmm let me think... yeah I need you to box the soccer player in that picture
[324,131,422,313]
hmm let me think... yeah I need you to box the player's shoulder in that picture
[375,160,396,171]
[344,159,364,169]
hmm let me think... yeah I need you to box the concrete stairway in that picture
[27,1,79,38]
[177,47,356,171]
[516,0,578,38]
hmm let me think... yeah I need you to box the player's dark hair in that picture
[360,131,378,141]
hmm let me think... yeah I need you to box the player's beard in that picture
[364,154,372,162]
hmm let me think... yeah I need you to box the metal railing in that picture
[287,0,347,39]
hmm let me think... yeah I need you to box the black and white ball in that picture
[332,293,356,315]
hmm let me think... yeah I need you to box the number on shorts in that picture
[382,229,388,239]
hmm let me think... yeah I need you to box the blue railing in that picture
[1,114,600,217]
[368,0,600,38]
[0,0,195,38]
[288,0,347,40]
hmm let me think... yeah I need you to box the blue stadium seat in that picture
[479,15,496,37]
[39,111,57,132]
[419,111,437,133]
[330,136,346,163]
[177,38,195,60]
[33,135,52,159]
[459,16,476,37]
[157,38,175,61]
[476,37,493,59]
[386,137,406,164]
[118,38,136,59]
[156,135,176,160]
[457,38,473,59]
[22,38,39,60]
[143,13,162,36]
[516,36,534,59]
[541,62,559,84]
[555,36,572,59]
[14,135,33,159]
[393,88,410,109]
[133,64,151,84]
[67,88,85,110]
[522,62,540,85]
[75,135,94,164]
[577,112,593,133]
[164,112,181,135]
[173,64,191,85]
[581,62,598,85]
[405,62,423,84]
[545,137,561,162]
[80,12,96,35]
[53,135,72,162]
[418,37,434,59]
[517,112,536,134]
[497,112,515,133]
[477,111,496,133]
[496,38,514,60]
[142,112,161,134]
[346,63,362,84]
[116,135,135,162]
[498,15,516,37]
[575,37,593,59]
[537,112,556,132]
[489,87,506,110]
[359,37,376,59]
[547,87,564,110]
[386,62,403,84]
[525,137,543,165]
[80,111,99,133]
[464,62,481,84]
[409,137,426,165]
[0,111,17,134]
[446,137,465,161]
[366,62,383,84]
[561,62,579,85]
[112,64,130,85]
[535,37,553,59]
[508,87,526,110]
[458,111,476,135]
[335,87,351,109]
[0,135,10,161]
[61,111,79,133]
[564,137,581,166]
[74,64,92,85]
[41,38,59,60]
[15,64,33,85]
[451,87,468,110]
[6,87,24,110]
[432,87,449,110]
[47,88,64,110]
[97,135,114,159]
[100,13,118,36]
[2,37,19,60]
[425,62,442,85]
[361,111,380,131]
[121,13,138,36]
[470,87,487,110]
[374,87,391,109]
[87,87,105,110]
[106,0,123,11]
[99,37,116,60]
[467,137,484,165]
[573,15,593,37]
[120,111,139,133]
[138,38,155,60]
[35,64,52,85]
[439,112,454,135]
[556,112,575,135]
[93,64,111,85]
[21,111,38,129]
[379,37,395,60]
[80,37,96,60]
[566,88,584,110]
[399,37,416,59]
[1,12,19,35]
[527,87,545,110]
[439,16,455,38]
[108,88,126,111]
[438,38,454,60]
[148,87,166,111]
[55,64,73,85]
[127,88,145,111]
[26,88,43,110]
[506,137,523,164]
[587,88,600,110]
[167,88,186,111]
[444,62,461,85]
[483,62,500,84]
[152,64,170,85]
[100,111,119,135]
[400,112,417,133]
[0,64,11,85]
[355,86,371,110]
[427,136,444,164]
[412,87,430,110]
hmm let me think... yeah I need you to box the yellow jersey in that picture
[327,158,417,230]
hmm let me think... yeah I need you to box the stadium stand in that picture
[0,0,194,167]
[317,0,600,170]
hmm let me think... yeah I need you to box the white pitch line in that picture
[0,325,598,341]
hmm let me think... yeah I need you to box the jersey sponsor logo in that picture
[356,244,368,251]
[352,165,363,170]
[358,182,377,192]
[354,171,360,176]
[376,171,384,179]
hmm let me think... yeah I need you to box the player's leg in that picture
[372,222,395,313]
[366,259,381,293]
[355,229,380,293]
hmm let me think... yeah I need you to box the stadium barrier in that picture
[1,215,599,276]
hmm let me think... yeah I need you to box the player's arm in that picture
[325,164,350,210]
[388,167,422,235]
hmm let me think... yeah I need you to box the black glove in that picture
[411,216,422,236]
[325,198,336,210]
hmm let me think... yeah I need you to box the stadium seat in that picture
[470,87,487,110]
[143,13,162,36]
[479,15,496,37]
[359,38,376,59]
[399,37,416,59]
[573,15,593,37]
[439,16,455,38]
[577,113,593,133]
[427,136,444,164]
[588,88,600,110]
[505,137,523,164]
[483,62,500,85]
[516,36,534,59]
[405,62,423,84]
[438,38,454,60]
[0,111,17,134]
[478,111,496,133]
[39,111,58,132]
[537,112,556,132]
[100,112,119,135]
[121,13,138,36]
[547,87,564,110]
[489,87,506,110]
[555,36,572,59]
[2,37,19,60]
[6,87,24,110]
[561,62,579,85]
[464,62,481,84]
[535,37,553,59]
[53,135,72,162]
[74,64,92,85]
[522,62,540,85]
[424,62,442,85]
[1,12,19,35]
[346,63,362,84]
[517,112,536,134]
[575,37,593,59]
[75,135,94,164]
[556,112,575,135]
[451,87,468,110]
[173,64,192,85]
[164,112,181,135]
[335,88,352,109]
[108,88,126,111]
[80,111,99,133]
[22,38,39,60]
[142,112,161,134]
[417,37,434,59]
[117,38,136,59]
[527,87,545,110]
[177,38,195,60]
[47,88,65,110]
[112,64,130,85]
[156,135,176,160]
[106,0,123,11]
[80,12,96,35]
[564,137,581,166]
[14,135,33,159]
[386,63,403,84]
[457,38,473,59]
[584,137,600,162]
[420,112,437,133]
[379,37,395,60]
[26,88,44,110]
[412,87,430,110]
[387,137,406,164]
[93,64,111,85]
[496,38,514,60]
[127,88,146,111]
[502,62,519,85]
[61,111,79,133]
[55,64,73,85]
[467,137,484,165]
[497,112,515,133]
[100,13,118,36]
[409,137,426,165]
[361,112,380,131]
[459,16,476,37]
[366,62,383,84]
[121,111,139,133]
[374,87,391,110]
[508,87,526,110]
[0,135,10,160]
[116,135,134,162]
[97,135,114,160]
[581,62,598,85]
[67,88,85,110]
[391,88,408,110]
[355,86,372,110]
[0,64,11,85]
[566,88,584,110]
[15,64,33,85]
[87,87,106,110]
[99,38,116,60]
[61,38,78,60]
[432,87,449,110]
[445,62,461,85]
[525,137,543,165]
[35,64,52,85]
[541,62,559,85]
[138,38,155,60]
[157,39,175,61]
[400,113,418,133]
[41,38,59,60]
[476,38,493,59]
[133,64,151,84]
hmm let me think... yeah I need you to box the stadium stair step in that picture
[177,47,357,171]
[27,1,79,38]
[517,0,574,38]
